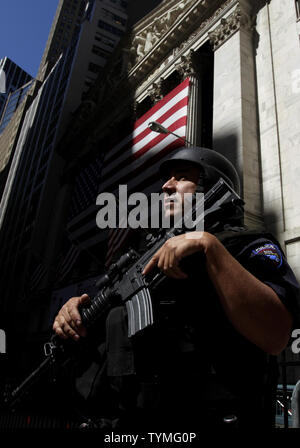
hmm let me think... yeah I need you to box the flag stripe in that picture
[102,105,188,175]
[104,96,189,167]
[103,80,189,164]
[134,79,190,128]
[100,123,187,193]
[101,115,187,185]
[102,127,186,195]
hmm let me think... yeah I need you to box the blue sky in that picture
[0,1,58,77]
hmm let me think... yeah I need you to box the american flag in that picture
[103,77,190,266]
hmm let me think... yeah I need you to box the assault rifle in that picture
[4,177,244,409]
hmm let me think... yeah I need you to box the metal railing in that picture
[277,349,300,428]
[276,386,293,428]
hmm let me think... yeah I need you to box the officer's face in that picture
[162,161,201,220]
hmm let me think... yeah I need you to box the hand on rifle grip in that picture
[52,293,90,341]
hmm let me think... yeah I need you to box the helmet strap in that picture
[195,170,205,193]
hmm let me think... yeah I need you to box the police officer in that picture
[53,146,300,429]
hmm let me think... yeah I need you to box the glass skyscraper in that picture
[0,57,33,134]
[0,80,33,135]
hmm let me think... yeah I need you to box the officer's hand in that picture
[52,294,90,341]
[142,232,215,279]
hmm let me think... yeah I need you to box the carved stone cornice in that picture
[58,0,248,157]
[147,78,164,102]
[174,50,199,79]
[128,0,215,82]
[208,4,252,51]
[129,0,198,68]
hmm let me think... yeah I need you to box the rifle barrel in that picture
[7,356,53,408]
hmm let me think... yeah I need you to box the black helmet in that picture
[159,146,241,194]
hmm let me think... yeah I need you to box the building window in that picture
[296,0,300,20]
[85,74,96,84]
[98,19,124,36]
[88,62,101,74]
[95,32,115,48]
[109,0,127,8]
[101,8,127,27]
[92,45,110,58]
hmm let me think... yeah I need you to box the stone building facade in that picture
[61,0,300,274]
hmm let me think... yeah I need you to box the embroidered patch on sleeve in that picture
[250,243,283,268]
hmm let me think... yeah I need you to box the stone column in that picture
[175,50,202,147]
[255,0,300,280]
[209,1,264,230]
[254,1,284,237]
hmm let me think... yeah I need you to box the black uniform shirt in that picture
[79,229,300,429]
[183,230,300,427]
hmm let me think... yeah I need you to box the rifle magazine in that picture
[126,288,153,337]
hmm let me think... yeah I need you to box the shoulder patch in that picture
[250,243,283,268]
